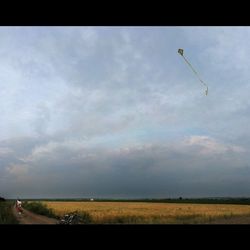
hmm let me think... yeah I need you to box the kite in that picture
[178,48,208,96]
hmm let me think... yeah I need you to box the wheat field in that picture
[43,201,250,223]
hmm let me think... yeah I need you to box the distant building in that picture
[90,198,94,201]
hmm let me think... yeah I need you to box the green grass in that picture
[22,202,93,224]
[0,201,18,224]
[22,201,58,219]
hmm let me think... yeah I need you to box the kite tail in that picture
[182,55,208,94]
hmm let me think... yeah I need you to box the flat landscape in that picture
[2,27,250,226]
[42,201,250,224]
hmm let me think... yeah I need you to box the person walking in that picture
[16,198,23,215]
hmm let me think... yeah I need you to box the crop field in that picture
[43,201,250,224]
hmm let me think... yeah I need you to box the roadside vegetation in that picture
[22,201,57,219]
[0,201,18,224]
[22,201,93,223]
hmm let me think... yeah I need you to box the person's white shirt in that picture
[17,200,22,207]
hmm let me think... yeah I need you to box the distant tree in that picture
[179,197,182,200]
[0,197,6,202]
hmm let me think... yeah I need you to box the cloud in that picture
[2,133,248,198]
[181,136,246,155]
[0,147,13,156]
[1,27,250,198]
[6,163,29,176]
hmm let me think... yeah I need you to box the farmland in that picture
[43,201,250,224]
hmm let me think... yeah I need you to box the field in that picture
[43,201,250,224]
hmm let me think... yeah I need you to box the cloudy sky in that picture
[1,26,250,199]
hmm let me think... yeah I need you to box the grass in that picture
[23,201,93,223]
[0,201,18,224]
[22,201,58,219]
[43,201,250,224]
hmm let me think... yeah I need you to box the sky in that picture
[1,26,250,199]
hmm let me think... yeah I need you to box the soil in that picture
[13,206,58,224]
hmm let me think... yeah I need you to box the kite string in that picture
[182,55,208,89]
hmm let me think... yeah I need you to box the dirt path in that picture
[13,206,58,224]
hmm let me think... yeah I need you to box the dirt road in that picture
[13,206,58,224]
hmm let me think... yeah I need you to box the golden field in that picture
[43,201,250,224]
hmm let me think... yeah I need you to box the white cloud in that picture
[20,139,87,163]
[0,147,13,156]
[6,163,29,176]
[181,135,246,155]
